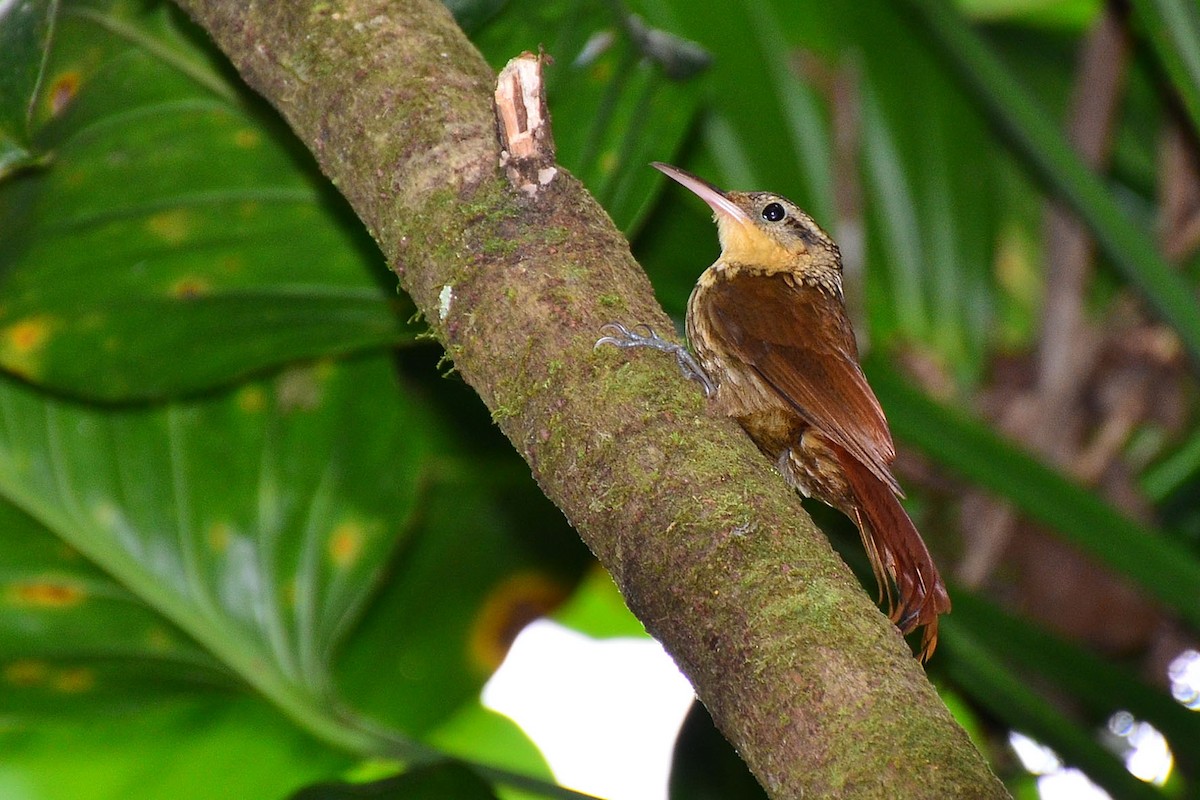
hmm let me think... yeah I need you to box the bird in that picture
[597,162,951,659]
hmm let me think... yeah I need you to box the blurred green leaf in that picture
[427,703,556,800]
[553,566,647,639]
[1127,0,1200,138]
[443,0,511,35]
[335,472,588,737]
[940,626,1167,800]
[1142,429,1200,503]
[956,0,1101,27]
[0,1,408,401]
[289,763,501,800]
[856,12,1000,379]
[0,697,353,800]
[0,0,55,177]
[945,592,1200,775]
[898,0,1200,369]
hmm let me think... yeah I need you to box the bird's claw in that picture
[595,321,716,398]
[594,322,664,350]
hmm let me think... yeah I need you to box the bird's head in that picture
[652,162,841,284]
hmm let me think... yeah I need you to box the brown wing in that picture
[697,271,901,494]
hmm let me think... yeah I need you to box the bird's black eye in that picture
[761,202,786,222]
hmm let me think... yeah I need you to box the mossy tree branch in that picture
[174,1,1008,797]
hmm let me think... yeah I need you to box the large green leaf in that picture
[0,500,229,716]
[0,1,408,401]
[0,353,430,750]
[0,697,353,800]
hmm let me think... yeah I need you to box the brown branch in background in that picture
[173,3,1008,797]
[1160,121,1200,262]
[959,5,1129,587]
[1035,5,1130,415]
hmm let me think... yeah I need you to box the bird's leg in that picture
[595,322,716,398]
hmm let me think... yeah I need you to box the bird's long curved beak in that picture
[652,162,752,224]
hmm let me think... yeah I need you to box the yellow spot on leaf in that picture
[237,202,259,220]
[328,521,365,568]
[92,502,119,527]
[3,315,53,356]
[5,660,47,687]
[599,150,618,175]
[589,61,613,82]
[171,276,210,299]
[0,316,54,379]
[48,71,81,117]
[234,128,260,148]
[146,209,191,245]
[468,572,569,672]
[53,667,94,694]
[237,386,266,413]
[313,359,337,382]
[6,578,86,608]
[207,522,231,553]
[145,627,172,651]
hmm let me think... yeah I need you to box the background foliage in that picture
[1,0,1198,798]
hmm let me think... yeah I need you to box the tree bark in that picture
[174,1,1009,797]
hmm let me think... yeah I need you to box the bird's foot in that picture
[595,322,716,398]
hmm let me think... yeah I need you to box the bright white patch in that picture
[1011,717,1176,800]
[1168,648,1200,709]
[0,0,22,21]
[1108,712,1173,785]
[1010,732,1107,798]
[574,31,615,67]
[1036,769,1111,800]
[1009,731,1061,775]
[438,284,453,321]
[483,619,695,800]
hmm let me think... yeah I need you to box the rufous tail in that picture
[837,451,951,661]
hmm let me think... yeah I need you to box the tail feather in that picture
[838,451,951,660]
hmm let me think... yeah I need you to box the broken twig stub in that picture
[494,52,557,196]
